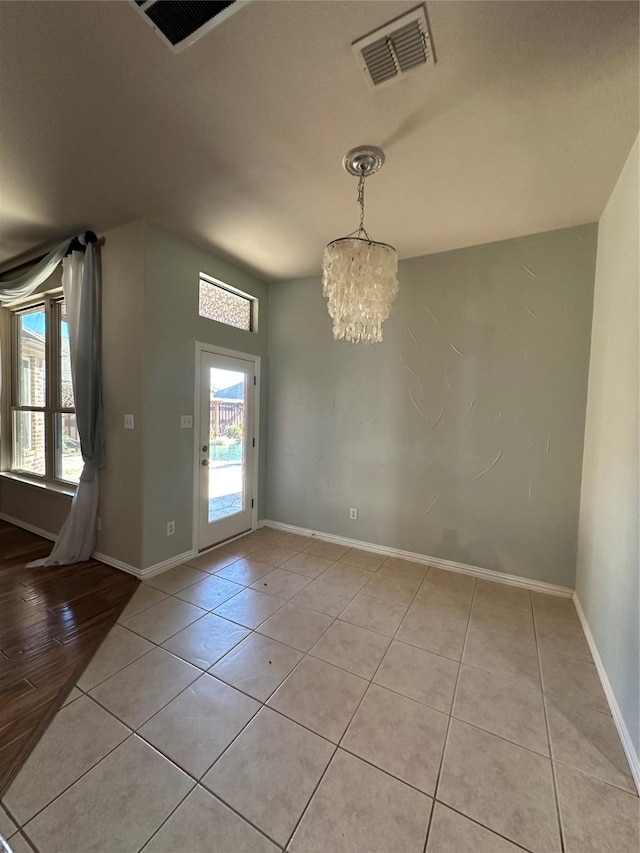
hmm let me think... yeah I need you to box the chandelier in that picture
[322,146,398,343]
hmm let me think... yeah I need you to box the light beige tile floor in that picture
[2,528,638,853]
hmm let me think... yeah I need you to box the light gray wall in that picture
[266,224,597,587]
[97,220,146,567]
[576,137,639,756]
[141,223,269,569]
[0,478,71,535]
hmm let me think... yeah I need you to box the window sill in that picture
[0,472,76,498]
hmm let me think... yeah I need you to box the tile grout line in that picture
[131,682,290,853]
[123,561,314,850]
[211,597,343,711]
[336,744,443,798]
[200,701,309,839]
[195,700,317,849]
[132,778,199,853]
[432,802,535,852]
[87,667,202,744]
[13,696,276,853]
[129,539,429,658]
[192,586,352,849]
[531,598,566,853]
[85,636,199,691]
[11,829,39,853]
[82,605,256,693]
[80,638,171,693]
[124,553,353,722]
[207,544,358,631]
[445,713,551,760]
[155,549,360,848]
[144,782,285,853]
[282,559,436,851]
[423,575,477,853]
[133,675,263,778]
[550,753,640,798]
[8,727,140,842]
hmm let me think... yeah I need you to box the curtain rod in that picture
[67,231,98,253]
[0,231,99,278]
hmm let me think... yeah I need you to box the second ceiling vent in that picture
[353,5,434,89]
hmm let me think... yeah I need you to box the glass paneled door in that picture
[198,350,256,550]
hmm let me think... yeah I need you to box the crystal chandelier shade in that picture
[322,237,398,343]
[322,146,398,343]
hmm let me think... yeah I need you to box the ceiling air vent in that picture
[353,5,434,89]
[132,0,251,53]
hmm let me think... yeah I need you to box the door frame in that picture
[192,341,261,553]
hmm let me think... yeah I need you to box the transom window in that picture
[11,296,82,485]
[199,273,256,332]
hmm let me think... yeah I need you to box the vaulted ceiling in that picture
[0,1,638,279]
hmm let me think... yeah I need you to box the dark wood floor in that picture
[0,521,138,796]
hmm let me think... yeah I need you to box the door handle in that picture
[202,445,208,452]
[202,460,208,467]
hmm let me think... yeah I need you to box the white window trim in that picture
[3,289,80,491]
[198,272,258,333]
[20,356,33,450]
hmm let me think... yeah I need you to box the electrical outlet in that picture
[124,414,135,430]
[95,516,102,531]
[349,507,358,520]
[180,414,193,429]
[166,520,175,536]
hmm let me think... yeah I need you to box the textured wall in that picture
[98,220,146,567]
[267,224,597,587]
[576,137,639,755]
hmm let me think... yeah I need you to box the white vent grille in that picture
[353,5,434,89]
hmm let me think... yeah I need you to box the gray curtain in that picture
[30,242,105,566]
[0,239,70,302]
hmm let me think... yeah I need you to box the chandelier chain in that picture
[355,171,371,241]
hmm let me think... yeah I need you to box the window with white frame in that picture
[10,296,83,485]
[198,273,257,332]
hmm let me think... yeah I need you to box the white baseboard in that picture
[136,550,197,580]
[92,548,197,580]
[259,519,573,598]
[573,593,640,794]
[90,550,139,575]
[0,511,195,581]
[0,513,57,542]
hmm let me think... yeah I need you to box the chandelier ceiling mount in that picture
[342,146,385,178]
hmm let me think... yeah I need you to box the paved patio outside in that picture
[209,462,242,522]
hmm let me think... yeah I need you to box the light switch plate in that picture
[180,415,193,429]
[124,414,135,430]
